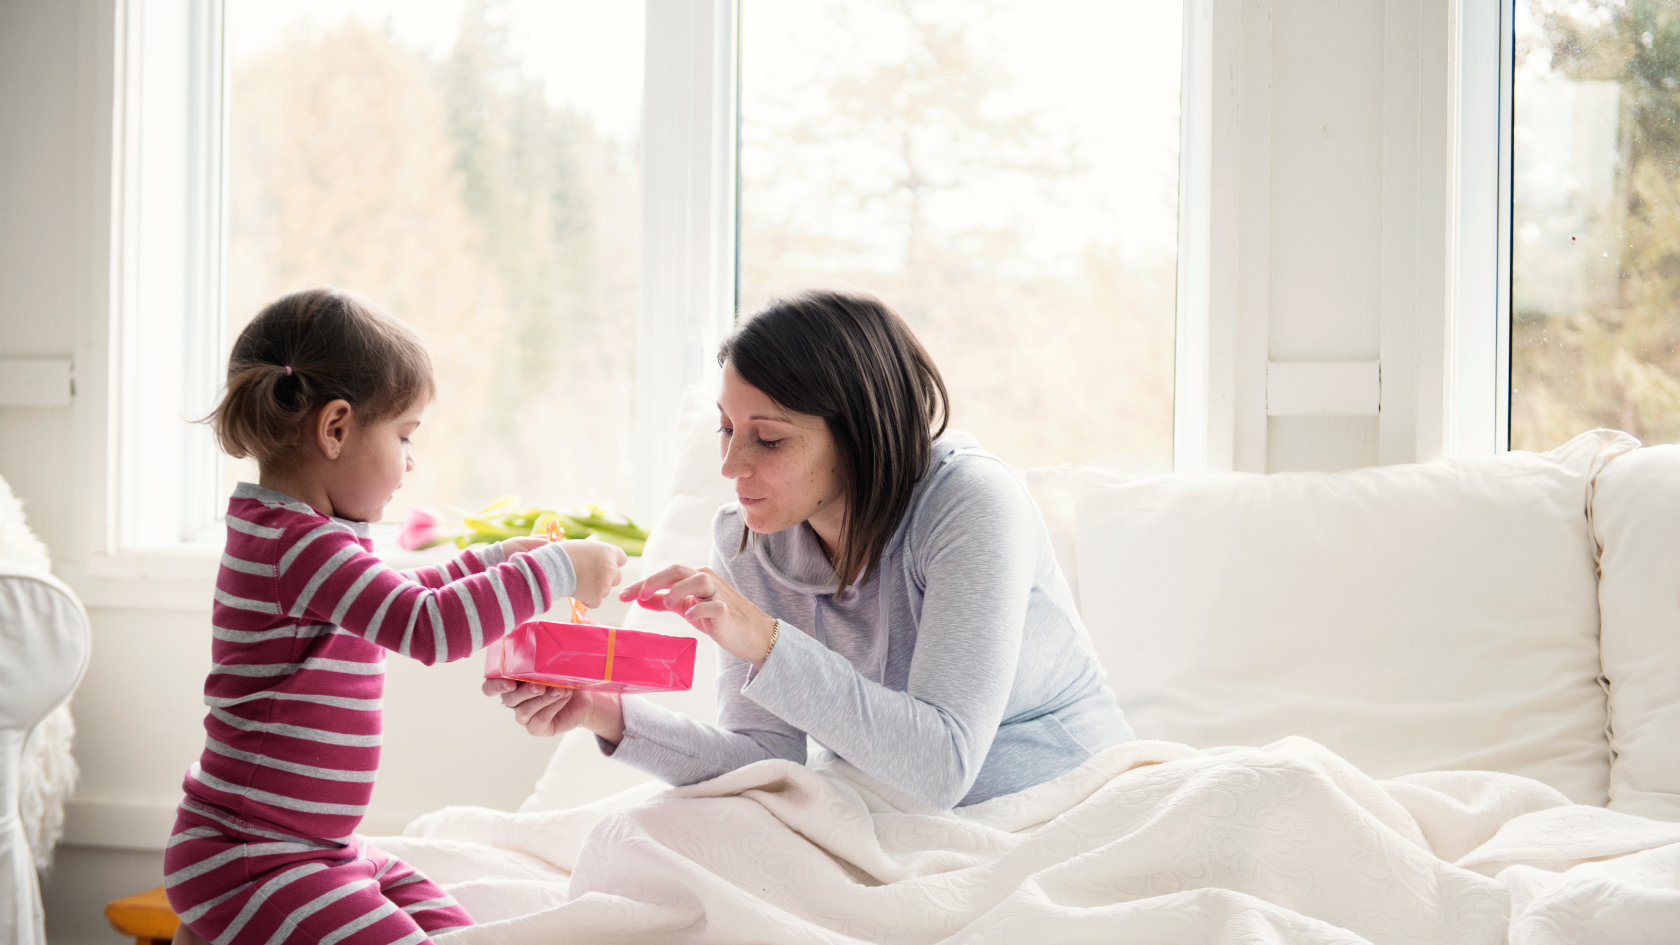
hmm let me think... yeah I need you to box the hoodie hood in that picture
[750,430,982,599]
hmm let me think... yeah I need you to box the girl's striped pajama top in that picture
[166,482,574,944]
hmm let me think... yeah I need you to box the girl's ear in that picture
[314,399,354,459]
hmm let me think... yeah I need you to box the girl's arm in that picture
[398,543,509,588]
[277,523,575,664]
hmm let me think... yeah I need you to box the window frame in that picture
[1452,0,1515,458]
[1173,0,1217,473]
[638,0,738,522]
[63,0,230,607]
[72,0,1202,606]
[69,0,738,607]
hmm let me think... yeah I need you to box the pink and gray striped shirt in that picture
[181,482,574,842]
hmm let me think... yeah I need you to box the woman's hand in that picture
[619,565,779,670]
[481,678,625,743]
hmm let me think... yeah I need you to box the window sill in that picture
[54,534,638,614]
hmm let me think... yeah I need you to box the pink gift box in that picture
[484,621,696,694]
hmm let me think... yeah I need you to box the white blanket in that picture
[381,738,1680,944]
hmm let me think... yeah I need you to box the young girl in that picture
[163,287,624,945]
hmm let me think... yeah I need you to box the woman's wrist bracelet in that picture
[764,618,780,665]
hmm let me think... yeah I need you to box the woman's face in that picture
[718,362,846,539]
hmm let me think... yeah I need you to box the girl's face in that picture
[327,397,425,523]
[718,363,846,541]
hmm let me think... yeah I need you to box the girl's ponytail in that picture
[213,362,308,463]
[203,287,434,467]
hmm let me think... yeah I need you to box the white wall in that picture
[0,10,576,940]
[1266,0,1387,471]
[1,0,1466,942]
[1188,0,1456,473]
[1,5,143,942]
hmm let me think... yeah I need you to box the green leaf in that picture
[479,494,518,514]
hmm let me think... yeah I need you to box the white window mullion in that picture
[1173,0,1217,474]
[181,0,228,543]
[1492,0,1513,454]
[636,0,739,523]
[105,0,225,556]
[106,0,144,560]
[1173,0,1258,474]
[1446,0,1512,459]
[124,0,198,551]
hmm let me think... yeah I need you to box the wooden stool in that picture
[105,886,179,945]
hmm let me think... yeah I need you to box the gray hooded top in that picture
[604,431,1134,808]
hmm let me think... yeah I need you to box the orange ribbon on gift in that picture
[503,519,612,687]
[499,624,616,688]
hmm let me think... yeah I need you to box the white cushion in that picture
[1591,444,1680,821]
[1025,465,1146,609]
[1064,429,1636,804]
[522,386,731,812]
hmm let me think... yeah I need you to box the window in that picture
[101,0,1186,576]
[1511,0,1680,450]
[104,0,716,570]
[223,0,645,519]
[739,0,1184,470]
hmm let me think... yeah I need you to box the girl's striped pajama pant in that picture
[164,806,472,945]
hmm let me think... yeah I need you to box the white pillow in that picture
[1590,443,1680,821]
[521,386,733,812]
[1025,465,1148,608]
[1068,429,1636,804]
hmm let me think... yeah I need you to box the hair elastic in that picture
[284,365,293,376]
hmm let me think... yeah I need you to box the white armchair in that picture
[0,564,90,945]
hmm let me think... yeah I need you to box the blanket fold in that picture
[378,737,1680,944]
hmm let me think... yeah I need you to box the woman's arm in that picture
[493,665,808,785]
[605,647,807,782]
[754,463,1033,808]
[493,541,807,784]
[650,461,1036,809]
[601,537,807,782]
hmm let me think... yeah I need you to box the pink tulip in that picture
[398,505,446,550]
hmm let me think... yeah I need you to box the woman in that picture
[486,290,1133,809]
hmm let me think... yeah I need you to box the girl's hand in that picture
[500,536,549,556]
[559,540,628,608]
[480,678,625,742]
[619,565,778,670]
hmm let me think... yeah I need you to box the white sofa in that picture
[1028,427,1676,821]
[0,477,90,945]
[523,400,1677,825]
[386,410,1680,943]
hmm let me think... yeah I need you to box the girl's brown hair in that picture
[719,290,950,595]
[207,287,435,467]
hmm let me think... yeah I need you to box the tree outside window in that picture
[1513,0,1680,449]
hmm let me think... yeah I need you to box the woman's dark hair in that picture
[206,287,435,467]
[719,290,949,595]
